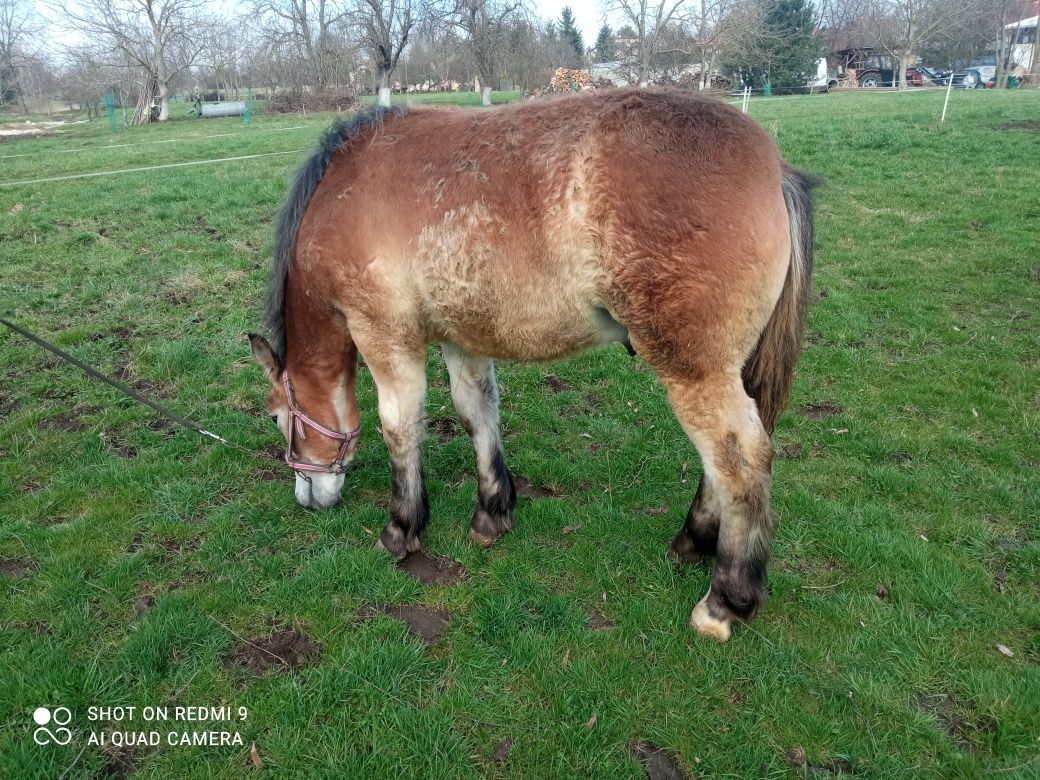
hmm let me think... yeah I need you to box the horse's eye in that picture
[270,415,279,426]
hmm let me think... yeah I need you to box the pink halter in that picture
[281,374,360,475]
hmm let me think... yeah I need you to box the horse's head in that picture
[249,333,360,509]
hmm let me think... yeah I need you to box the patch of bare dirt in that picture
[113,359,173,399]
[101,433,137,459]
[632,741,690,780]
[0,558,35,578]
[0,391,17,416]
[358,603,452,645]
[784,747,855,777]
[643,503,670,516]
[20,480,45,494]
[145,417,176,437]
[993,119,1040,132]
[428,416,462,444]
[397,552,468,586]
[252,467,281,482]
[190,215,222,240]
[544,375,575,393]
[134,594,155,617]
[89,327,133,342]
[800,401,843,421]
[159,537,200,557]
[492,737,512,764]
[514,475,562,499]
[261,443,284,461]
[585,609,614,631]
[224,628,321,675]
[888,451,913,464]
[917,693,973,750]
[40,412,87,432]
[778,442,803,459]
[101,745,145,777]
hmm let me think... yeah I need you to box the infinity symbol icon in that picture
[32,707,73,746]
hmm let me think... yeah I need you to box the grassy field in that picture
[1,89,1038,779]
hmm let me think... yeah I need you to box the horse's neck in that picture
[283,287,350,381]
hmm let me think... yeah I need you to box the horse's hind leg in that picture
[661,373,776,642]
[441,343,516,546]
[365,345,430,561]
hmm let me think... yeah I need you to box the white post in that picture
[940,71,954,123]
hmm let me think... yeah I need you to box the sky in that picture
[534,0,609,45]
[46,0,614,56]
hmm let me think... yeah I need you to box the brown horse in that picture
[249,88,817,642]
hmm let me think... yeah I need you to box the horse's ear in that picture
[248,333,282,382]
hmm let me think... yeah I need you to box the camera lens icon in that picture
[32,707,72,745]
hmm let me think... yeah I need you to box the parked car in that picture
[952,65,996,89]
[921,58,998,89]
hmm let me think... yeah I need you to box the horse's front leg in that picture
[367,346,429,561]
[668,475,722,567]
[441,343,516,547]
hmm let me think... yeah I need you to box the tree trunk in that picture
[158,83,170,122]
[994,1,1010,89]
[133,73,158,125]
[897,56,908,89]
[481,85,492,106]
[378,69,391,107]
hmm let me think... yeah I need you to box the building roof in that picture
[1006,16,1037,29]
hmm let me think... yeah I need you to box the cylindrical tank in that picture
[198,102,246,118]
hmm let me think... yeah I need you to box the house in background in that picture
[1006,16,1037,73]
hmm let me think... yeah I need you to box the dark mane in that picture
[265,104,408,359]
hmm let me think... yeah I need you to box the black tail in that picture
[741,165,819,434]
[264,105,407,358]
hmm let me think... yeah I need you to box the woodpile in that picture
[549,68,595,93]
[676,72,731,93]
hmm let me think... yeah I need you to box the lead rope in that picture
[1,317,260,457]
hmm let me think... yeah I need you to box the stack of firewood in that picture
[549,68,595,93]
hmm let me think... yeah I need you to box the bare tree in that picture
[691,0,761,90]
[449,0,522,105]
[356,0,419,106]
[194,15,255,99]
[0,0,38,108]
[252,0,351,91]
[59,0,205,122]
[606,0,691,86]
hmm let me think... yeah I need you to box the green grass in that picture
[1,90,1038,779]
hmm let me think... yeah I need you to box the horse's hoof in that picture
[470,507,512,547]
[469,527,500,548]
[668,534,706,568]
[377,527,413,562]
[689,592,732,642]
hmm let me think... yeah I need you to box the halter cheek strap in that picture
[281,374,360,475]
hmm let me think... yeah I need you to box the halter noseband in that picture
[281,373,360,476]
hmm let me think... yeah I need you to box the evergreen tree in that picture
[745,0,823,92]
[559,7,585,63]
[594,24,616,63]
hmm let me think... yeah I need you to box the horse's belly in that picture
[414,202,621,359]
[426,293,612,361]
